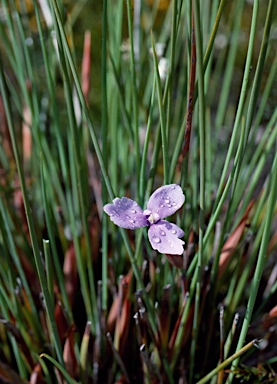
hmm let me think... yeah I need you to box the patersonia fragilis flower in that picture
[103,184,185,255]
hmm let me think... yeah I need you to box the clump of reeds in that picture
[0,0,276,383]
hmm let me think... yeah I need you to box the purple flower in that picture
[103,184,185,255]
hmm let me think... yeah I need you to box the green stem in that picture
[50,0,157,336]
[214,0,259,208]
[151,32,169,184]
[0,55,64,370]
[227,144,277,383]
[197,339,258,384]
[126,0,140,196]
[189,0,206,381]
[101,0,108,312]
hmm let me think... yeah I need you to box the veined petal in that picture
[104,197,149,229]
[148,220,185,255]
[147,184,185,219]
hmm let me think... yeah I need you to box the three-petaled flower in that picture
[103,184,185,255]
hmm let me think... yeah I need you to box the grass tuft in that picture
[0,0,276,383]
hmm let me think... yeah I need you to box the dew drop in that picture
[131,209,137,213]
[171,186,175,189]
[152,236,161,243]
[172,202,176,206]
[125,215,130,219]
[160,204,164,208]
[171,230,177,234]
[134,203,138,207]
[160,230,166,236]
[167,204,172,208]
[164,199,170,204]
[129,219,135,223]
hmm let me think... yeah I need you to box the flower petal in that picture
[103,197,149,229]
[147,184,185,220]
[148,220,185,255]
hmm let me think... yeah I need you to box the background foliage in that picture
[0,0,276,383]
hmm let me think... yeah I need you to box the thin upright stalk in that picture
[126,0,140,196]
[227,145,277,383]
[151,33,169,184]
[189,0,206,381]
[214,0,260,207]
[50,0,157,335]
[181,6,196,188]
[101,0,108,312]
[0,57,64,369]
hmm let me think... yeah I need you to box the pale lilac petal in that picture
[148,220,185,255]
[103,197,149,229]
[147,184,185,220]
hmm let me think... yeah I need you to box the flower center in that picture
[143,210,160,224]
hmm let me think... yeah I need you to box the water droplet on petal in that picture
[172,202,176,206]
[125,215,130,219]
[160,204,164,208]
[165,199,170,204]
[129,219,135,223]
[167,204,172,207]
[152,236,161,243]
[160,230,166,236]
[171,186,175,189]
[131,209,136,213]
[171,230,177,234]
